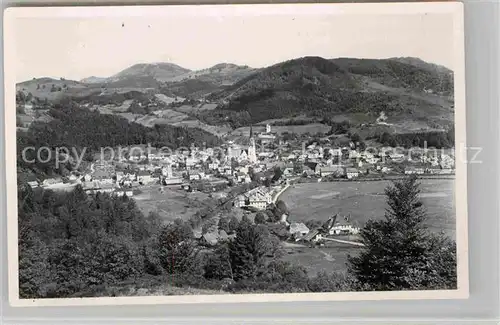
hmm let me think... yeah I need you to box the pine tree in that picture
[228,218,267,280]
[347,175,457,290]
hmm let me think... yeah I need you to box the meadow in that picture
[279,178,456,275]
[281,178,455,237]
[133,184,213,223]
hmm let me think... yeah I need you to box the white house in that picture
[27,181,39,188]
[289,223,310,238]
[345,168,359,179]
[329,221,360,235]
[137,170,155,184]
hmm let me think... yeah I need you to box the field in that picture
[279,178,455,275]
[281,241,363,275]
[281,179,455,236]
[133,184,213,223]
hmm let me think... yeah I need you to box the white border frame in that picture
[3,2,469,307]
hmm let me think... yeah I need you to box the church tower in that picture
[248,126,257,163]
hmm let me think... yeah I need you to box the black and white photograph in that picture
[5,3,468,306]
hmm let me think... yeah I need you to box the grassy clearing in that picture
[281,179,455,237]
[134,184,213,223]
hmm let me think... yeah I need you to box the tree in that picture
[202,218,218,234]
[254,212,267,224]
[228,216,239,233]
[347,175,457,291]
[271,167,283,182]
[157,221,197,275]
[204,243,233,280]
[293,161,303,175]
[218,217,230,233]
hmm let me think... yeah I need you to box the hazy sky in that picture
[9,4,457,82]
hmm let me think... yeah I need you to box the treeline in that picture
[373,128,454,148]
[17,103,222,177]
[71,91,153,106]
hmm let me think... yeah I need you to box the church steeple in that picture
[248,125,257,163]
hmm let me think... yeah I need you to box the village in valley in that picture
[25,120,456,250]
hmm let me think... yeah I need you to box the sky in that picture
[9,4,458,82]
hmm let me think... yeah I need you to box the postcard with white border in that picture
[4,2,468,307]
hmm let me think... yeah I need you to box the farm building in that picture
[289,222,310,238]
[345,168,359,179]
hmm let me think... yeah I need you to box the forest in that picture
[17,103,222,178]
[373,127,455,148]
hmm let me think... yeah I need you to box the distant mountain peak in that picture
[109,62,191,83]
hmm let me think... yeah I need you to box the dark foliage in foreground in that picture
[347,175,457,290]
[18,176,457,298]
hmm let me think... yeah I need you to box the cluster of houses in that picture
[279,140,455,180]
[195,213,360,248]
[287,214,361,243]
[234,187,275,210]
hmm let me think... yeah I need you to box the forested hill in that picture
[17,103,222,178]
[200,56,454,129]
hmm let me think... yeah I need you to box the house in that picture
[381,166,391,174]
[235,172,247,183]
[279,213,290,226]
[345,168,359,179]
[349,150,360,159]
[189,171,202,181]
[27,180,39,188]
[162,176,184,186]
[115,189,134,197]
[323,214,360,235]
[329,222,360,235]
[248,188,273,210]
[137,170,155,185]
[98,183,115,193]
[319,166,344,177]
[298,229,322,243]
[405,167,424,175]
[283,166,295,176]
[42,178,63,187]
[92,170,113,184]
[247,194,270,210]
[218,230,229,242]
[115,171,124,183]
[208,162,219,170]
[289,223,310,238]
[234,195,246,208]
[415,167,425,175]
[201,232,219,246]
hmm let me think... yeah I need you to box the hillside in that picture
[80,76,108,84]
[170,63,257,86]
[331,57,453,95]
[16,78,100,101]
[16,56,455,138]
[199,56,454,131]
[109,62,191,82]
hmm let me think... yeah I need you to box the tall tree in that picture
[228,218,267,280]
[347,175,457,290]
